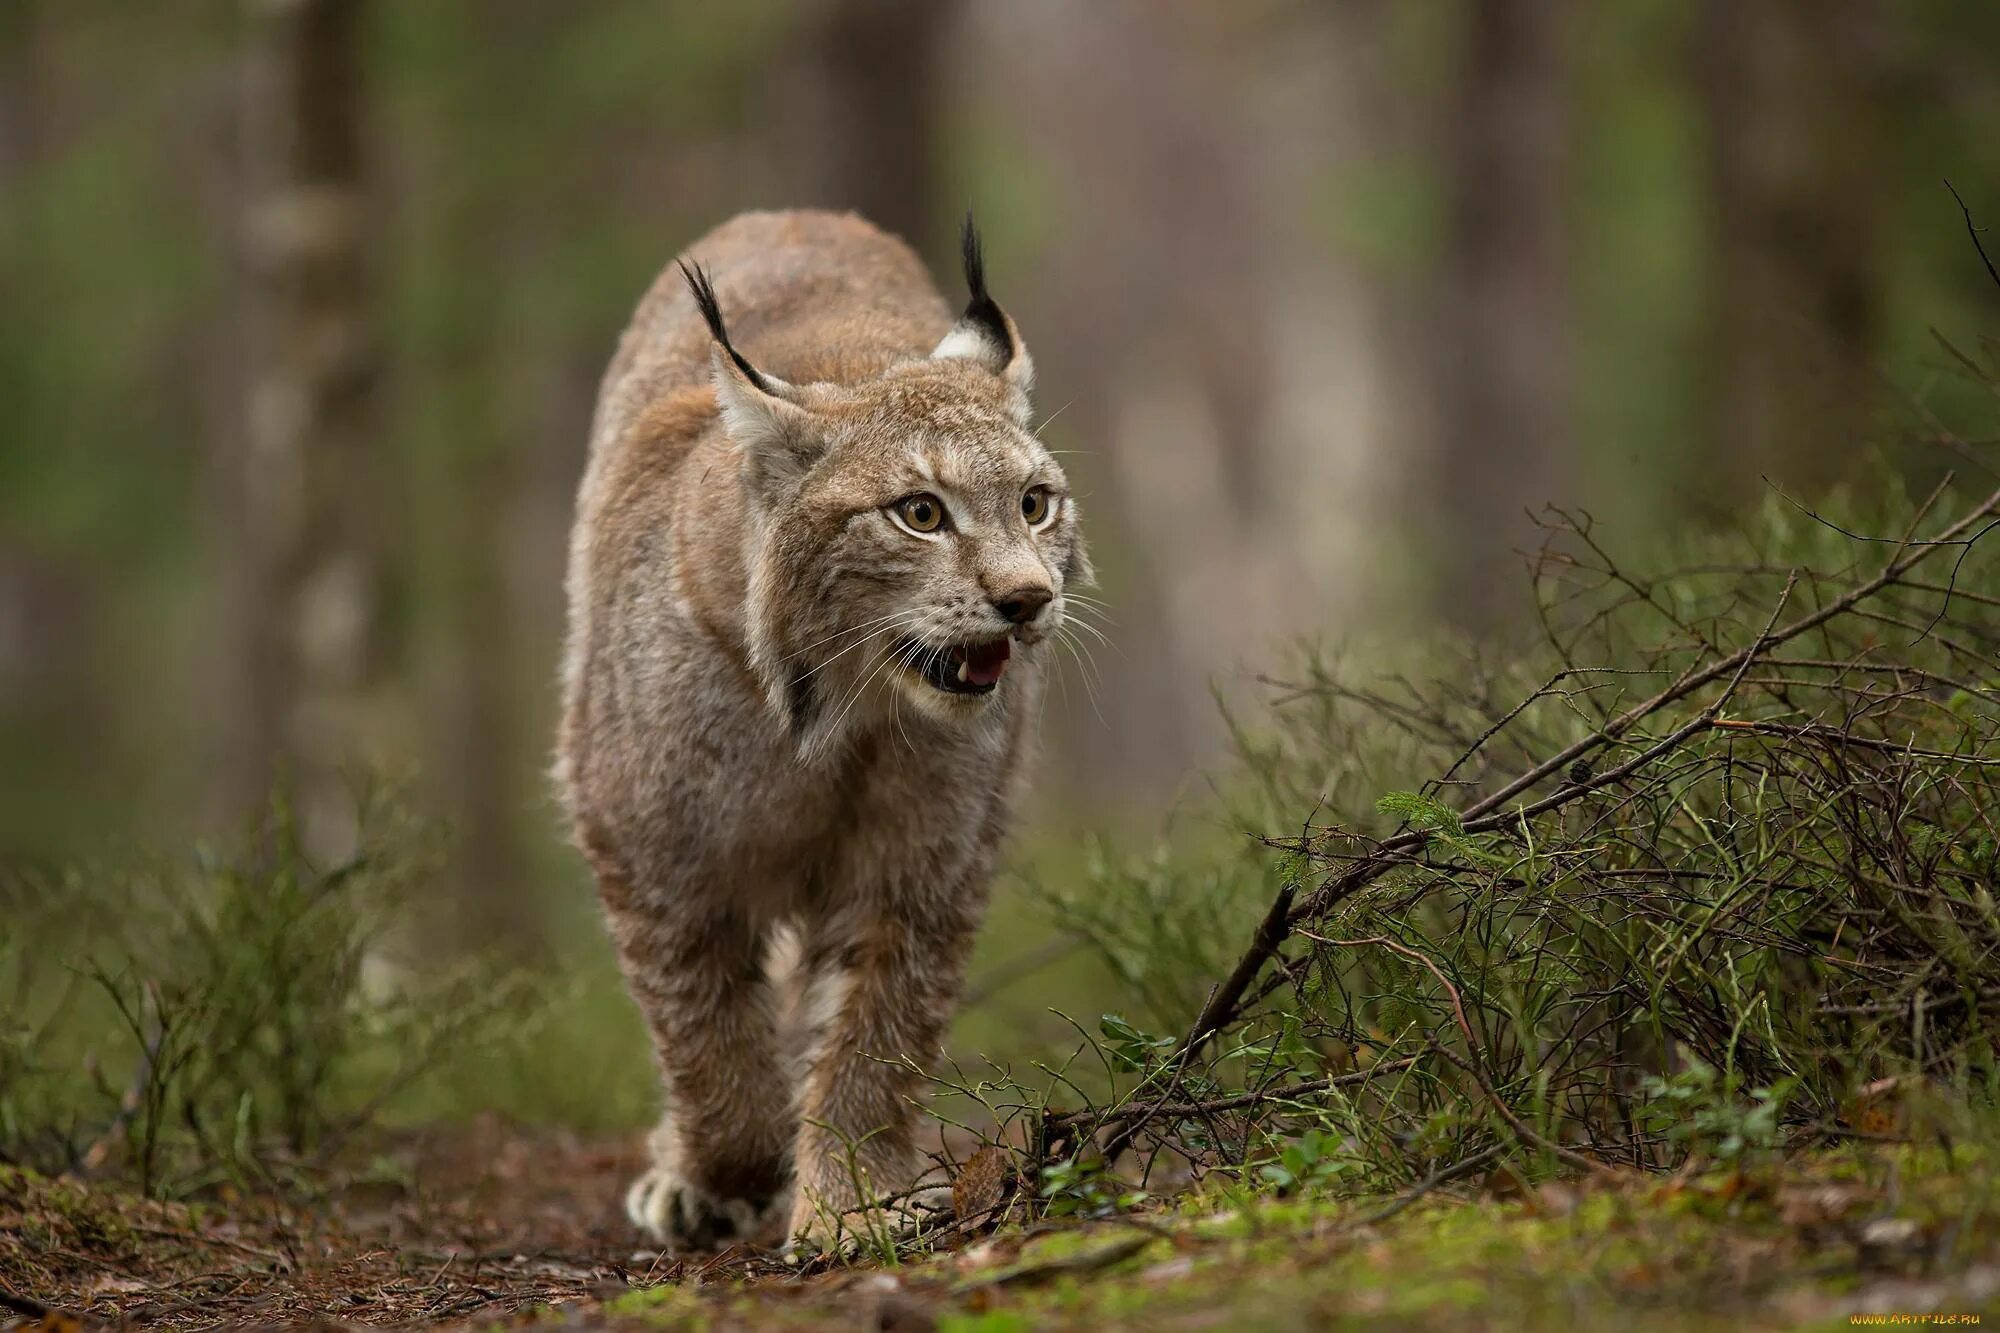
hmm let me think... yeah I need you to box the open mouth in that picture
[896,636,1013,696]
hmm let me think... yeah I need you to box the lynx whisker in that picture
[782,608,924,664]
[817,637,911,755]
[1050,624,1109,728]
[793,611,926,684]
[1058,610,1115,653]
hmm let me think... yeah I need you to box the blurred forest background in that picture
[4,0,2000,1050]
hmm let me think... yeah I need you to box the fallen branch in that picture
[1297,932,1477,1050]
[1350,1143,1507,1229]
[1046,1054,1423,1139]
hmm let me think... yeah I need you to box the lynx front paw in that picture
[625,1168,776,1253]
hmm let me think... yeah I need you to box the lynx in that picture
[555,210,1087,1252]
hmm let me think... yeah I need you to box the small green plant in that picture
[797,1117,908,1265]
[1256,1127,1355,1194]
[1098,1013,1175,1072]
[1639,1063,1795,1164]
[1041,1154,1147,1219]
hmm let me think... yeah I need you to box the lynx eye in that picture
[893,492,946,534]
[1021,485,1054,527]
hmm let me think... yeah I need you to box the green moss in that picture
[937,1315,1037,1333]
[0,1164,140,1256]
[514,1145,2000,1329]
[927,1146,1996,1328]
[601,1280,708,1327]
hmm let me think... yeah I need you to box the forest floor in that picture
[4,1120,1999,1331]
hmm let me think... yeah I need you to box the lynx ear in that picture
[681,260,822,498]
[932,214,1034,424]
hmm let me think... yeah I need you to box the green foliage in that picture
[1032,837,1274,1028]
[1374,791,1509,867]
[1639,1064,1794,1164]
[1373,790,1463,837]
[1038,463,2000,1200]
[1255,1128,1355,1195]
[1097,1014,1175,1073]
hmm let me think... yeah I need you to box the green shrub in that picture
[0,788,539,1196]
[1034,468,2000,1195]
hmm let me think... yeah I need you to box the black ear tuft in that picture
[679,258,776,394]
[959,212,1012,353]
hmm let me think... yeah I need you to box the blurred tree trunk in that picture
[1434,0,1572,629]
[405,2,540,954]
[232,0,378,856]
[1697,0,1890,497]
[969,0,1288,795]
[1,3,117,866]
[0,3,37,193]
[436,429,518,948]
[0,2,72,850]
[764,0,949,254]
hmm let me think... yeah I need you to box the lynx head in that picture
[683,219,1089,757]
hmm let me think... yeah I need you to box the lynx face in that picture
[682,251,1089,751]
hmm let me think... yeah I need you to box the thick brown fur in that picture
[556,211,1087,1252]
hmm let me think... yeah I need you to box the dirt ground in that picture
[0,1121,755,1328]
[2,1122,1042,1330]
[7,1122,2000,1331]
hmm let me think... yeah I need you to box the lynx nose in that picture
[992,586,1053,625]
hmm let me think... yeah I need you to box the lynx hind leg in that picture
[626,1117,780,1251]
[607,899,797,1252]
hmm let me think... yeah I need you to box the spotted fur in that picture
[555,210,1088,1252]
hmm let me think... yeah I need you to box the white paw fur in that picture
[625,1166,775,1253]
